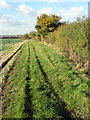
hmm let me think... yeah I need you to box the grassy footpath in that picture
[32,41,89,119]
[2,40,89,119]
[29,43,63,119]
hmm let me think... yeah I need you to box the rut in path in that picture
[33,46,75,120]
[2,50,22,113]
[23,43,33,119]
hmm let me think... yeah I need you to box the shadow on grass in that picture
[23,44,33,119]
[33,46,81,120]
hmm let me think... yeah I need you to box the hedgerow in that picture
[44,17,88,71]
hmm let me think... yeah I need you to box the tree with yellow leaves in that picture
[35,14,61,38]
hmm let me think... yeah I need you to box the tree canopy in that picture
[29,31,37,39]
[21,33,29,40]
[35,14,61,38]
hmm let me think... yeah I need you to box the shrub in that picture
[44,17,88,70]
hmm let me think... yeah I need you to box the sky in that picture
[0,0,88,35]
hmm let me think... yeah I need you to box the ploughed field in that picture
[2,40,89,119]
[0,39,23,69]
[0,39,23,56]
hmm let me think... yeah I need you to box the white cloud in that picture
[0,0,11,9]
[61,6,87,21]
[38,8,53,16]
[0,15,22,26]
[17,5,37,17]
[0,14,36,35]
[0,5,54,35]
[17,5,54,17]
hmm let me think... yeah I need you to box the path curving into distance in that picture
[2,40,89,119]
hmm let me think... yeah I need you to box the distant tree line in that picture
[0,35,22,39]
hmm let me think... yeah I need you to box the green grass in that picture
[0,39,23,56]
[32,41,89,119]
[2,43,28,118]
[2,40,89,119]
[0,39,22,44]
[29,43,62,118]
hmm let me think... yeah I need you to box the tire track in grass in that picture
[23,43,33,119]
[30,44,60,118]
[2,43,32,118]
[33,45,74,120]
[2,50,22,113]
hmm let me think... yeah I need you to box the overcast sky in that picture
[0,0,88,35]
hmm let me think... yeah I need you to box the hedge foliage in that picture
[44,18,88,71]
